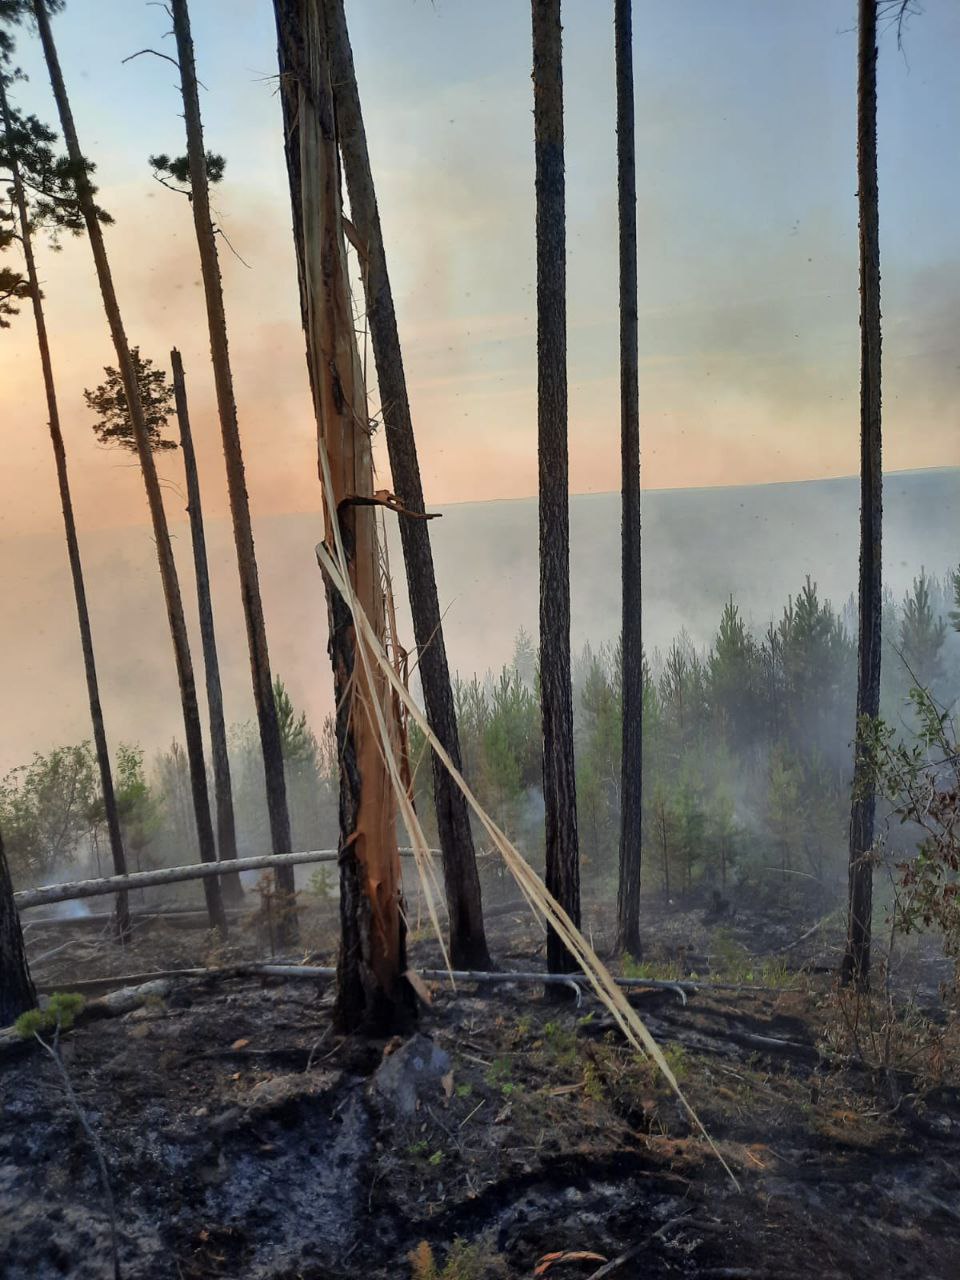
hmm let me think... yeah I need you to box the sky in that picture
[1,0,959,545]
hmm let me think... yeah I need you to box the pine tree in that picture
[32,0,226,936]
[160,0,297,935]
[0,20,131,939]
[533,0,581,979]
[843,0,882,988]
[323,0,490,970]
[170,349,243,905]
[274,0,411,1031]
[0,828,35,1025]
[614,0,643,958]
[899,569,947,689]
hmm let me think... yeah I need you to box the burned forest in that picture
[2,1,960,1278]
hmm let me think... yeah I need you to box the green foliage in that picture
[862,687,960,969]
[83,347,176,452]
[149,151,226,192]
[0,744,97,878]
[273,677,317,765]
[900,569,947,688]
[15,991,84,1039]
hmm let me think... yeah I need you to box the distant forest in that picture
[6,566,958,917]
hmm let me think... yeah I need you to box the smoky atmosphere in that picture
[1,2,960,1279]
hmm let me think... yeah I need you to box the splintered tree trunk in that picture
[275,0,413,1033]
[323,0,491,971]
[614,0,642,959]
[0,78,130,943]
[843,0,882,989]
[170,0,296,937]
[34,0,226,938]
[532,0,581,976]
[170,349,243,908]
[0,831,36,1026]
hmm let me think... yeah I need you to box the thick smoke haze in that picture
[2,467,956,775]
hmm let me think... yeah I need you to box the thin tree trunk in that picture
[33,0,226,938]
[614,0,642,959]
[170,348,243,908]
[274,0,413,1033]
[0,830,36,1026]
[842,0,882,990]
[169,0,295,940]
[323,0,491,971]
[532,0,581,977]
[0,78,131,943]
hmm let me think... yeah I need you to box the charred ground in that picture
[2,902,959,1280]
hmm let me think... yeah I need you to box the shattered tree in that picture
[274,0,413,1032]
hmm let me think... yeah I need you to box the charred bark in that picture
[170,0,295,939]
[170,349,243,907]
[323,0,491,971]
[842,0,882,990]
[274,0,414,1033]
[0,831,35,1027]
[33,0,226,938]
[0,77,130,944]
[532,0,581,976]
[614,0,643,959]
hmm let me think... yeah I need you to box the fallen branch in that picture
[33,963,800,1002]
[15,847,428,910]
[0,978,173,1056]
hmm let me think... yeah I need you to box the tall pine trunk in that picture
[614,0,642,959]
[0,831,36,1026]
[323,0,491,971]
[0,77,130,942]
[274,0,413,1032]
[842,0,882,989]
[169,0,296,938]
[170,348,243,908]
[33,0,226,938]
[532,0,581,976]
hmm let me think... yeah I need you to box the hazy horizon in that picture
[3,465,957,776]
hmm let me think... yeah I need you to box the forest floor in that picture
[2,897,960,1279]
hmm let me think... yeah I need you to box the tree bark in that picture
[170,348,243,907]
[169,0,295,938]
[274,0,414,1033]
[33,0,226,938]
[0,830,36,1027]
[614,0,642,959]
[322,0,491,971]
[842,0,882,990]
[0,77,131,944]
[532,0,581,976]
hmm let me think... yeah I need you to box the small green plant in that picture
[15,992,85,1039]
[408,1237,506,1280]
[428,1149,444,1166]
[308,865,336,901]
[484,1056,513,1088]
[621,955,684,982]
[455,1082,473,1099]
